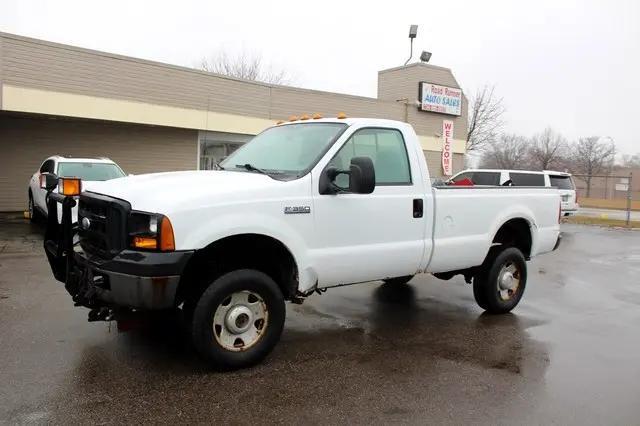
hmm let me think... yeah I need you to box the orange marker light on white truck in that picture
[132,236,157,250]
[159,216,175,251]
[58,177,82,196]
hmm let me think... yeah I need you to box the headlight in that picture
[128,212,175,251]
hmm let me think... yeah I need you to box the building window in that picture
[198,131,253,170]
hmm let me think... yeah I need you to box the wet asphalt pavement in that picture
[1,216,639,425]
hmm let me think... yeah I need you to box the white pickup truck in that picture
[43,117,561,369]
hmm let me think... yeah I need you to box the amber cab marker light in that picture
[312,113,323,119]
[160,216,176,251]
[289,115,298,121]
[133,236,158,250]
[300,114,310,120]
[337,112,347,119]
[276,120,284,125]
[58,177,82,196]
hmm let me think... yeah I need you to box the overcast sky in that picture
[1,0,638,154]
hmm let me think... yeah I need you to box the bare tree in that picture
[621,153,640,168]
[197,49,291,85]
[570,136,616,197]
[480,133,529,169]
[466,85,506,152]
[527,127,567,170]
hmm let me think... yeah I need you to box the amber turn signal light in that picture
[160,216,175,251]
[132,236,158,250]
[58,177,82,196]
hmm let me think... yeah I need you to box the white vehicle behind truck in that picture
[449,168,579,215]
[28,155,126,222]
[42,117,561,369]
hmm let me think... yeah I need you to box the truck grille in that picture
[78,193,131,259]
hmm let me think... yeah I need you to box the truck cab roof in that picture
[276,117,412,128]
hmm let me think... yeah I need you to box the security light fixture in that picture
[404,25,419,66]
[420,51,432,63]
[409,25,418,39]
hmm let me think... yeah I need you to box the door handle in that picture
[413,199,423,218]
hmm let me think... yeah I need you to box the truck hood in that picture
[85,170,285,213]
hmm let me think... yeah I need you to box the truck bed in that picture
[426,186,560,273]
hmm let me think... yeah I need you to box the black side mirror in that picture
[348,157,375,194]
[40,173,59,191]
[319,156,375,195]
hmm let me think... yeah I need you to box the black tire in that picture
[28,192,39,223]
[382,275,414,286]
[191,269,285,370]
[181,297,197,333]
[473,247,527,314]
[473,278,490,311]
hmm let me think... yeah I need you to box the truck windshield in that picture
[220,123,347,178]
[57,162,125,181]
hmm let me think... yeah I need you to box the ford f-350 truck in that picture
[42,117,561,369]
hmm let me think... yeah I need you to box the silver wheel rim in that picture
[213,290,268,352]
[497,262,521,301]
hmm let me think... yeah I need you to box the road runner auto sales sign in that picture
[420,82,462,116]
[442,120,454,176]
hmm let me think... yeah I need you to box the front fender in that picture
[173,211,317,292]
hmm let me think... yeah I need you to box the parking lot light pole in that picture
[404,25,418,66]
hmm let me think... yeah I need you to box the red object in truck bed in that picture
[452,178,474,186]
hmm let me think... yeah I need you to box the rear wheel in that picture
[382,275,414,286]
[191,269,285,370]
[473,247,527,314]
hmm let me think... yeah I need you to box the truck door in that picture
[311,127,427,287]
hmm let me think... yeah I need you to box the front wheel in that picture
[473,247,527,314]
[191,269,285,370]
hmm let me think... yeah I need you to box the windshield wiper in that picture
[236,163,270,175]
[234,164,290,180]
